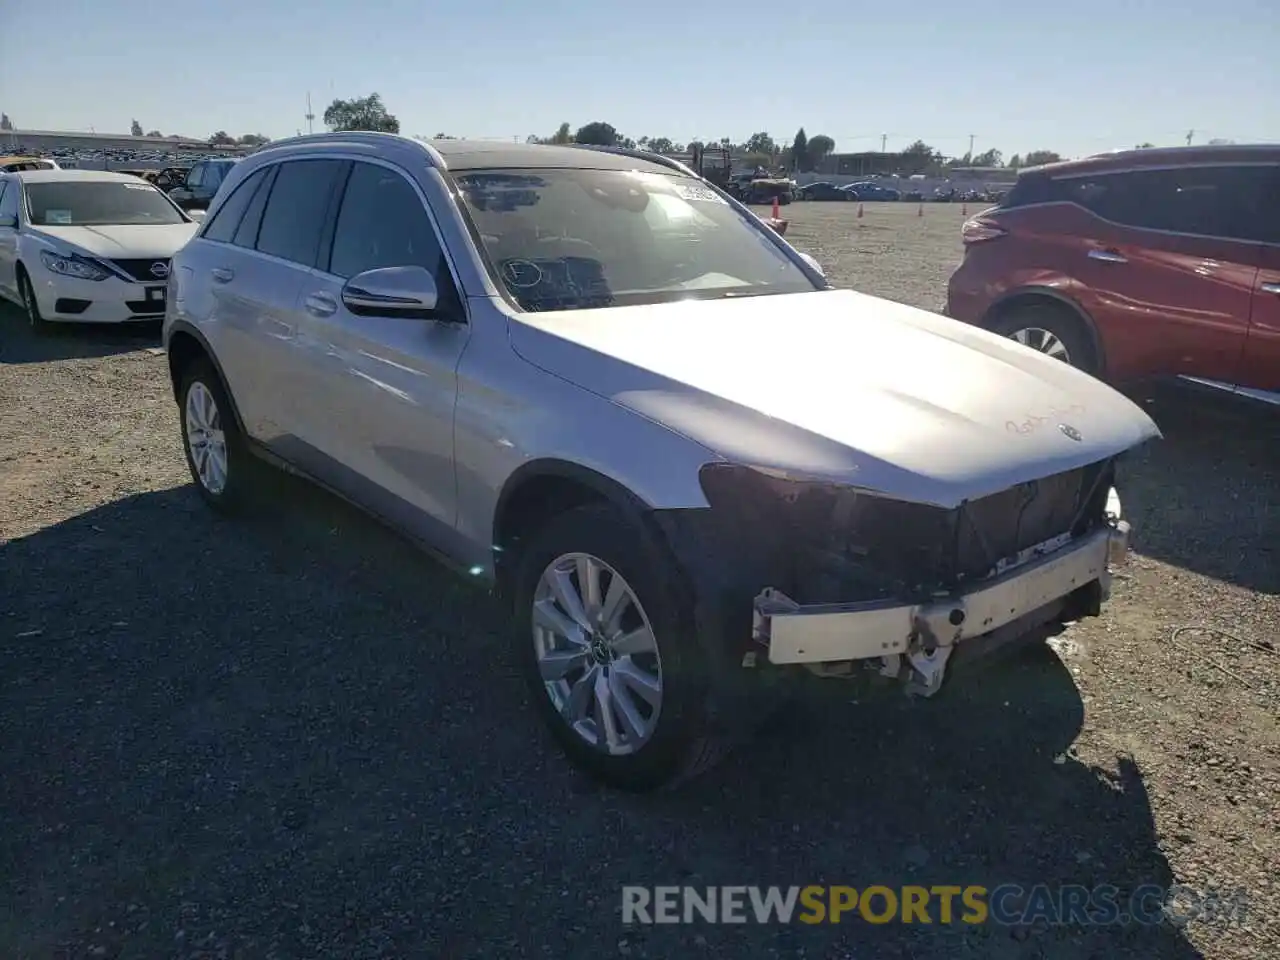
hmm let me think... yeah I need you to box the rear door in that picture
[236,158,348,451]
[1068,165,1264,383]
[1238,167,1280,393]
[289,158,470,541]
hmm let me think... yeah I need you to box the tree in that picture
[131,119,143,136]
[323,92,400,134]
[1022,150,1062,167]
[790,128,809,172]
[807,134,835,167]
[574,121,619,146]
[0,113,12,131]
[238,133,269,146]
[646,137,676,154]
[145,129,162,138]
[209,131,236,146]
[743,132,775,156]
[1007,154,1022,169]
[433,132,458,140]
[900,140,943,175]
[1134,142,1155,149]
[1207,138,1235,145]
[972,147,1003,167]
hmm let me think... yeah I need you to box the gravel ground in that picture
[1,202,1276,959]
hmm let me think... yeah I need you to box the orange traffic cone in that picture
[917,203,924,217]
[771,197,781,220]
[857,202,864,219]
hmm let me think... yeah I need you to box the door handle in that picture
[211,267,234,283]
[1261,282,1280,295]
[304,292,338,317]
[1088,248,1128,264]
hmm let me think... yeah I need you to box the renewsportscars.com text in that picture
[621,884,1248,927]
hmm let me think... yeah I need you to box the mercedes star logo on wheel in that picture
[149,261,169,279]
[1059,423,1083,442]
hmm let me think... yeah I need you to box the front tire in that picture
[512,504,728,791]
[18,269,54,334]
[178,359,253,512]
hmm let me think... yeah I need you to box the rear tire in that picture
[512,503,729,791]
[988,304,1099,376]
[177,358,255,513]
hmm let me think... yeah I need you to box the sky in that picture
[2,0,1276,161]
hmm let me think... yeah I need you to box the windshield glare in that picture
[455,168,818,312]
[25,180,186,227]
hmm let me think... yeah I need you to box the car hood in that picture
[32,223,198,259]
[508,289,1161,508]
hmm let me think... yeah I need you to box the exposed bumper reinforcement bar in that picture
[754,521,1129,669]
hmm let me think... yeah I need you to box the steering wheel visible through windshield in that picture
[454,168,819,312]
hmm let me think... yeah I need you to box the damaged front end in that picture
[661,460,1131,701]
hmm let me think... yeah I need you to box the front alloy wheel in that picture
[533,552,664,756]
[513,504,727,790]
[19,273,52,333]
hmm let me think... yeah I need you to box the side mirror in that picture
[798,251,825,277]
[342,266,440,318]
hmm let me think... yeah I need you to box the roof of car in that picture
[6,168,156,184]
[252,132,692,176]
[1025,143,1280,177]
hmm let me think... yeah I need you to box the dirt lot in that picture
[1,201,1277,959]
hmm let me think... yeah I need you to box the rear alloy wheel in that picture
[990,306,1097,376]
[178,359,253,512]
[513,504,727,791]
[18,271,53,334]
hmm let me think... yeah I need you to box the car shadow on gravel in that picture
[1120,381,1279,594]
[1,477,1207,958]
[0,303,161,364]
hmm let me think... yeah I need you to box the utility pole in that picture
[1185,129,1194,146]
[305,93,315,135]
[968,133,975,160]
[881,133,887,153]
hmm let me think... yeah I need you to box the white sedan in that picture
[0,169,199,331]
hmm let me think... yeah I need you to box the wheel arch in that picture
[165,321,248,435]
[492,459,658,596]
[983,286,1106,377]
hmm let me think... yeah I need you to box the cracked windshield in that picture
[1,0,1275,958]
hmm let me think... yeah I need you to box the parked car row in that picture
[796,180,1007,204]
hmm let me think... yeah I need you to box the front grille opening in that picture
[785,460,1114,605]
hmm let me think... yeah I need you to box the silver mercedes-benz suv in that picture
[163,132,1156,790]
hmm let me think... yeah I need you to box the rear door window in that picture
[1059,165,1278,243]
[201,168,268,243]
[186,164,205,189]
[255,159,346,267]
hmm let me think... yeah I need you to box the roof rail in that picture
[253,131,447,169]
[569,143,696,177]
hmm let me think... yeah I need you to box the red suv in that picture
[945,145,1280,401]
